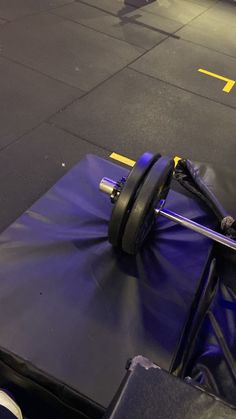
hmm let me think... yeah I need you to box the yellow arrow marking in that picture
[110,153,181,168]
[198,68,235,93]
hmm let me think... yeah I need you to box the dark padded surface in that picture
[0,155,214,408]
[0,13,143,91]
[188,276,236,406]
[52,68,236,167]
[0,124,108,233]
[193,161,236,218]
[105,356,236,419]
[0,0,236,271]
[131,38,236,107]
[0,57,81,150]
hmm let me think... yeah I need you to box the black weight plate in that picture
[122,156,174,255]
[109,152,161,247]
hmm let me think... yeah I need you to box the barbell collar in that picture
[99,178,118,196]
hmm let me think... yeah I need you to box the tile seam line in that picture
[47,34,176,110]
[173,36,236,62]
[173,0,222,33]
[108,4,218,72]
[0,120,112,156]
[0,0,220,28]
[129,66,236,111]
[0,0,75,25]
[0,8,185,133]
[122,0,236,73]
[0,88,89,154]
[71,0,234,64]
[46,121,113,154]
[0,121,47,154]
[48,10,148,50]
[0,54,86,92]
[42,17,189,110]
[4,43,154,132]
[119,21,186,69]
[0,6,143,53]
[77,0,182,25]
[48,9,179,46]
[1,4,216,97]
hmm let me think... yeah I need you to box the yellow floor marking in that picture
[198,68,235,93]
[110,153,181,168]
[110,152,135,167]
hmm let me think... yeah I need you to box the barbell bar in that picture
[100,177,236,253]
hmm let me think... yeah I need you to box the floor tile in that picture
[0,0,73,20]
[0,57,81,149]
[0,123,108,232]
[52,2,171,50]
[125,0,206,24]
[76,0,182,33]
[0,12,143,90]
[178,2,236,58]
[82,0,206,22]
[131,38,236,107]
[51,68,236,169]
[76,0,136,15]
[179,0,217,6]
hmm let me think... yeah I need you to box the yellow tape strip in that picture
[198,68,235,93]
[110,152,181,167]
[110,152,135,167]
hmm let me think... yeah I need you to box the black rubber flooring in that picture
[0,0,235,231]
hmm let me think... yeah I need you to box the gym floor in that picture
[0,0,235,232]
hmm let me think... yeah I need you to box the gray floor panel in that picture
[82,0,206,23]
[199,0,236,24]
[0,12,143,91]
[51,68,236,168]
[0,56,81,149]
[131,38,236,108]
[77,0,137,15]
[76,0,182,33]
[0,0,73,20]
[178,3,236,58]
[0,123,108,232]
[125,0,206,23]
[52,2,180,50]
[180,0,217,6]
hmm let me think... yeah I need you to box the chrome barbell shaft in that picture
[157,208,236,252]
[100,177,236,252]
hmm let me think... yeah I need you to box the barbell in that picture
[99,152,236,255]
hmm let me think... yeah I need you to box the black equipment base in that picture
[104,355,236,419]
